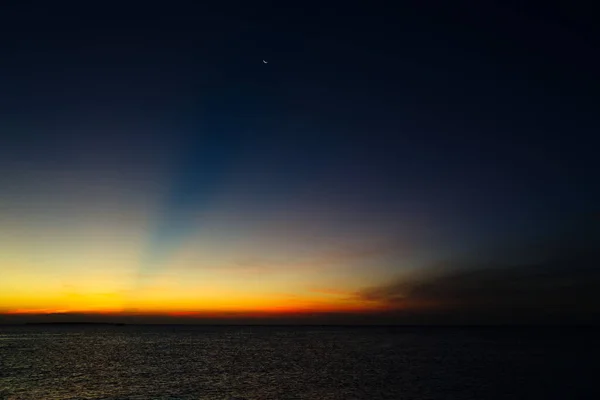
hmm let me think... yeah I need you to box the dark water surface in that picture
[0,325,597,399]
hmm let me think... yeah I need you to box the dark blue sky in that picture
[1,2,598,323]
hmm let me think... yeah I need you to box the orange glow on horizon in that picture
[1,303,390,318]
[0,183,411,321]
[0,290,397,318]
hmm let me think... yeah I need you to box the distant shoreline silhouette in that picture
[24,322,126,326]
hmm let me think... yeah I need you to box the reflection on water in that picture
[0,325,597,399]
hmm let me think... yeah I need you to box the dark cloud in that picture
[358,221,600,325]
[3,220,598,326]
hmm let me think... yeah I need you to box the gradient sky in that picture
[1,2,598,324]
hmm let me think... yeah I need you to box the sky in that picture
[0,2,598,324]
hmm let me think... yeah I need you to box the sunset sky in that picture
[1,2,598,324]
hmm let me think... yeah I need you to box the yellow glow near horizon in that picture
[0,261,380,315]
[0,163,402,319]
[0,221,392,317]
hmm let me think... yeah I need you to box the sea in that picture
[0,325,597,399]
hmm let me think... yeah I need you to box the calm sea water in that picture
[0,325,597,399]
